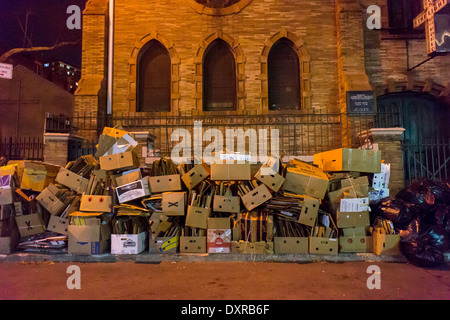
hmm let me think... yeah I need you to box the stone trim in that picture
[194,30,246,113]
[184,0,253,16]
[259,28,311,112]
[128,31,181,113]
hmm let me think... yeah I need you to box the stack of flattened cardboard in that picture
[313,148,399,254]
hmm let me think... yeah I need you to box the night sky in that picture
[0,0,88,68]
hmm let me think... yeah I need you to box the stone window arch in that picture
[194,30,245,112]
[260,28,311,111]
[184,0,253,16]
[128,32,180,113]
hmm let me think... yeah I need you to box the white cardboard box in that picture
[111,232,146,254]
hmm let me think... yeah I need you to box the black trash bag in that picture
[401,240,445,268]
[372,197,417,230]
[421,180,450,205]
[395,180,437,215]
[400,218,446,268]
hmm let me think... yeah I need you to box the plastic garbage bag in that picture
[371,197,416,230]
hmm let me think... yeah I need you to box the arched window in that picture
[137,40,171,112]
[203,39,237,111]
[268,38,300,110]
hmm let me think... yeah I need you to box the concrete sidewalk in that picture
[0,259,449,300]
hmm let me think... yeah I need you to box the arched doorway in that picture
[377,92,450,185]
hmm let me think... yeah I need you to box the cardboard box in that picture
[309,237,339,255]
[240,184,272,211]
[373,229,401,255]
[181,163,210,190]
[115,170,141,187]
[149,174,182,193]
[274,237,309,254]
[21,161,59,192]
[0,175,14,205]
[36,184,69,216]
[55,167,89,194]
[179,236,207,253]
[15,213,46,238]
[339,235,373,253]
[111,232,146,254]
[335,210,370,228]
[210,160,251,180]
[185,206,210,229]
[149,235,179,253]
[149,212,171,239]
[254,157,285,192]
[104,133,138,156]
[99,151,139,171]
[298,196,320,227]
[213,195,241,213]
[372,173,386,190]
[340,176,369,189]
[283,162,329,199]
[80,194,112,212]
[368,188,390,202]
[115,177,150,204]
[340,198,369,212]
[68,212,110,255]
[341,226,367,237]
[207,217,231,253]
[231,241,273,254]
[162,192,186,216]
[328,184,368,211]
[313,148,382,173]
[47,215,69,235]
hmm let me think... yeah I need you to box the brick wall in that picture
[110,0,339,114]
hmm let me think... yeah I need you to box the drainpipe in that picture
[107,0,114,114]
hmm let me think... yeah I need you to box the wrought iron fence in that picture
[0,137,44,161]
[45,110,401,159]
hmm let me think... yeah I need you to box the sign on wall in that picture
[346,91,375,114]
[0,63,13,80]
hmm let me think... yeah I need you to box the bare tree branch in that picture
[0,39,81,63]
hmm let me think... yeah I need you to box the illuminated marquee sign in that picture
[414,0,450,55]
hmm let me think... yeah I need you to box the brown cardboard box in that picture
[55,167,89,194]
[20,161,59,192]
[213,195,241,213]
[15,213,46,238]
[149,235,179,253]
[313,148,382,173]
[68,212,111,255]
[254,157,285,192]
[210,161,251,180]
[115,170,141,187]
[274,237,309,254]
[0,175,14,205]
[339,235,373,253]
[80,194,112,212]
[309,237,339,255]
[335,210,370,228]
[0,211,19,254]
[283,162,329,199]
[298,196,320,227]
[149,174,182,193]
[36,184,69,216]
[185,206,211,229]
[181,163,210,190]
[327,185,368,212]
[162,192,186,216]
[149,212,171,239]
[231,241,274,254]
[373,229,401,255]
[99,151,139,171]
[240,184,272,211]
[179,236,207,253]
[47,215,69,235]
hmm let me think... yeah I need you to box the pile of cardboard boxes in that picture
[0,126,401,256]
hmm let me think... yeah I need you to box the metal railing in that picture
[45,110,401,158]
[0,137,44,161]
